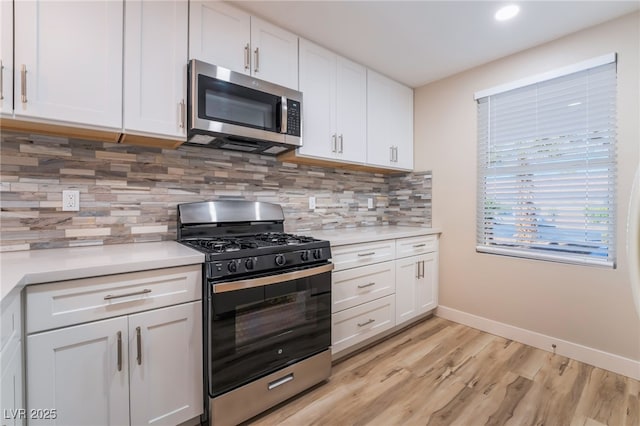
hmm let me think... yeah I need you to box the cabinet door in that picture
[417,252,438,314]
[367,70,413,170]
[298,39,336,159]
[391,81,414,170]
[335,56,367,164]
[395,253,438,325]
[124,0,188,139]
[27,317,129,426]
[189,1,250,75]
[13,0,123,128]
[250,17,298,89]
[1,339,23,426]
[395,255,419,325]
[129,302,203,426]
[0,0,12,115]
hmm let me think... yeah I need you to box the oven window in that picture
[199,75,278,131]
[235,292,308,348]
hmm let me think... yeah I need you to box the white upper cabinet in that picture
[367,69,414,170]
[298,39,366,164]
[13,0,123,129]
[189,1,298,89]
[0,0,12,115]
[250,17,298,89]
[189,1,250,75]
[124,0,188,139]
[298,40,337,159]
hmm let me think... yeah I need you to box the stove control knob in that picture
[275,254,286,266]
[301,250,310,261]
[227,261,237,273]
[245,258,254,270]
[313,248,323,259]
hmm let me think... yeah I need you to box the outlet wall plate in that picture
[62,190,80,212]
[309,196,316,210]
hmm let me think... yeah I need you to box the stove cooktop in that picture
[180,232,331,279]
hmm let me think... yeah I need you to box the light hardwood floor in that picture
[247,317,639,426]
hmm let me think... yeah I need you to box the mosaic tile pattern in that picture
[0,131,432,251]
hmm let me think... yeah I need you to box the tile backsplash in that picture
[0,131,432,251]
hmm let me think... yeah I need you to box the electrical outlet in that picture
[368,198,374,209]
[62,190,80,212]
[309,196,316,210]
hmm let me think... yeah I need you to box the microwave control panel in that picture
[286,100,301,137]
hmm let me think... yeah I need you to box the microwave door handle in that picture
[280,96,288,134]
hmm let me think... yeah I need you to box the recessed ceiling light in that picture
[495,4,520,21]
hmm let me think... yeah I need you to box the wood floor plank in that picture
[247,317,640,426]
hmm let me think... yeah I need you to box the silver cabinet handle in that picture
[117,331,122,372]
[331,134,337,152]
[357,282,376,289]
[254,47,259,73]
[244,43,250,70]
[0,60,4,101]
[136,326,142,365]
[338,134,344,153]
[268,373,294,390]
[104,288,151,300]
[178,100,185,129]
[417,260,425,278]
[390,146,394,162]
[413,243,426,248]
[21,65,27,103]
[280,96,288,134]
[416,261,420,279]
[357,252,376,257]
[357,318,375,327]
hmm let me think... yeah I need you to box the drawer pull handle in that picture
[104,288,152,300]
[357,282,376,289]
[116,331,122,372]
[136,326,142,365]
[268,373,294,390]
[357,252,376,257]
[413,243,427,248]
[357,318,375,327]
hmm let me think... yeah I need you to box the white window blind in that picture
[476,56,617,267]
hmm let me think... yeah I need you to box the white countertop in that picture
[0,241,204,303]
[308,225,441,247]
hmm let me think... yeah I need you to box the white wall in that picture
[414,12,640,367]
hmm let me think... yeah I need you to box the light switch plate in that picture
[309,196,316,210]
[368,198,374,209]
[62,190,80,211]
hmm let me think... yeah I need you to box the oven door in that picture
[207,263,332,397]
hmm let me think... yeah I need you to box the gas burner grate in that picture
[253,232,318,246]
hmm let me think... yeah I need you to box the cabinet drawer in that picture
[331,295,395,354]
[1,291,21,353]
[395,235,438,258]
[331,240,396,271]
[332,261,395,313]
[26,265,202,334]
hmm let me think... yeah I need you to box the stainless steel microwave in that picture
[187,59,302,155]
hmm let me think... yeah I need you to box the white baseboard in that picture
[436,305,640,381]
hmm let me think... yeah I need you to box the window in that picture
[475,54,617,267]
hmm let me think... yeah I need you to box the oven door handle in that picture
[213,263,334,293]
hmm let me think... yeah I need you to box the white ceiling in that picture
[232,1,640,88]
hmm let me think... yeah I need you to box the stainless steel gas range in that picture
[177,200,332,426]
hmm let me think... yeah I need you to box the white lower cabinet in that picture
[330,233,439,357]
[395,252,438,326]
[128,303,203,426]
[25,265,203,426]
[1,291,24,426]
[27,317,130,426]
